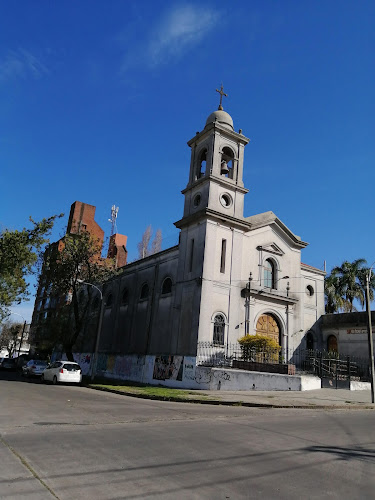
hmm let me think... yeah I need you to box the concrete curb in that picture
[87,385,375,410]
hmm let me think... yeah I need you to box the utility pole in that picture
[365,273,375,403]
[245,273,252,335]
[17,321,27,358]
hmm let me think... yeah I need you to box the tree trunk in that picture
[64,346,74,362]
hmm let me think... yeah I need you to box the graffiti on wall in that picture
[183,357,196,381]
[97,353,108,372]
[75,353,91,375]
[112,355,144,380]
[153,355,183,381]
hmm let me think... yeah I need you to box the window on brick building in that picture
[140,283,149,300]
[161,277,172,295]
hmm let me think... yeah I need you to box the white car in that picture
[41,361,82,385]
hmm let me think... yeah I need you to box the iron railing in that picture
[196,342,371,381]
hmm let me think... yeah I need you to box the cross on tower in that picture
[216,84,227,110]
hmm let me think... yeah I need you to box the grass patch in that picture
[89,382,214,401]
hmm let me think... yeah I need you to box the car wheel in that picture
[53,375,57,385]
[40,374,44,383]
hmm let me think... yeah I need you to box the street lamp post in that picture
[365,265,375,404]
[77,280,104,382]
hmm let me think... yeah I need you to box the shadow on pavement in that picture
[0,370,43,384]
[306,445,375,462]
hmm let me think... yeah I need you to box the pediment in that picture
[257,242,285,256]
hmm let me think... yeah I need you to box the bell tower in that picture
[172,88,252,355]
[177,86,250,226]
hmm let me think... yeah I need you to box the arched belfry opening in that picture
[220,147,235,179]
[196,149,207,180]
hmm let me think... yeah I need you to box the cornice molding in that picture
[181,175,248,195]
[174,208,252,231]
[187,122,250,147]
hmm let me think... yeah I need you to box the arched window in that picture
[140,283,149,300]
[306,331,314,351]
[197,149,207,179]
[121,288,129,305]
[221,147,235,179]
[213,314,225,345]
[264,259,276,288]
[92,297,100,310]
[161,277,172,295]
[327,335,338,352]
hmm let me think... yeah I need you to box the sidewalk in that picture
[88,384,375,409]
[198,388,375,409]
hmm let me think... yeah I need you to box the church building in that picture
[91,91,325,385]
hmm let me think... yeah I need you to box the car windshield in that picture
[63,363,80,371]
[35,361,48,366]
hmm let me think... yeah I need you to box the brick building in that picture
[30,201,127,353]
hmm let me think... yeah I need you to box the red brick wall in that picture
[67,201,105,248]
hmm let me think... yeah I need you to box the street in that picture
[1,372,374,499]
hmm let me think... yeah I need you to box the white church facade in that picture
[57,96,325,389]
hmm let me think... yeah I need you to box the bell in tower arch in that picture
[220,160,229,175]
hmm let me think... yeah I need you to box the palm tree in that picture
[324,274,349,313]
[330,259,367,312]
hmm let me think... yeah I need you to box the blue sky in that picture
[1,0,374,322]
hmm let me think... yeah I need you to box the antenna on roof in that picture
[108,205,119,236]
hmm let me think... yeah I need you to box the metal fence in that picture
[196,342,371,381]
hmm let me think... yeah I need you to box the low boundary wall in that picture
[52,352,321,391]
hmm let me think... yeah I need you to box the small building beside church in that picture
[321,311,375,358]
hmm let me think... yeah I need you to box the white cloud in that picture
[121,4,220,72]
[148,5,219,66]
[0,49,49,82]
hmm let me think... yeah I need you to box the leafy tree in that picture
[0,214,62,320]
[137,225,162,259]
[0,322,23,358]
[38,232,119,360]
[325,258,375,313]
[151,228,162,255]
[137,225,152,259]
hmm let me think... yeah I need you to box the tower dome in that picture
[205,109,234,130]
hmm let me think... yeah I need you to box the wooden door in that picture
[255,314,280,344]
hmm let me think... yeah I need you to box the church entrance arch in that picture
[255,313,281,345]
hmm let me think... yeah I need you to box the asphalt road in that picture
[1,371,375,500]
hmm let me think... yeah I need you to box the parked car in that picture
[1,358,17,371]
[16,354,30,370]
[41,361,82,385]
[22,359,48,377]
